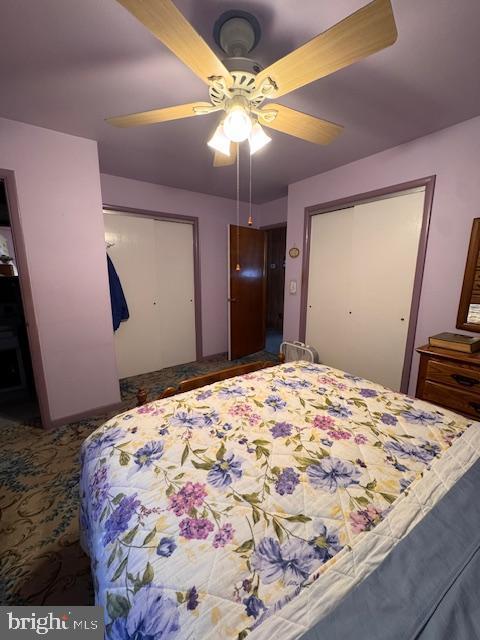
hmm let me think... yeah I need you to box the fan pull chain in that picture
[248,151,253,226]
[235,143,240,272]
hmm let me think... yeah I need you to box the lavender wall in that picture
[285,115,480,394]
[0,117,120,425]
[258,197,288,227]
[100,174,250,357]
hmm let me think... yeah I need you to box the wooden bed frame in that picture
[136,357,284,406]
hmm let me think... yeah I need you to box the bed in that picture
[80,361,480,639]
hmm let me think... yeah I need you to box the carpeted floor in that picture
[0,351,277,606]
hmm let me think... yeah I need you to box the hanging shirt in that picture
[107,254,129,331]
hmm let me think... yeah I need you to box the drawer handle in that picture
[452,373,479,387]
[469,402,480,415]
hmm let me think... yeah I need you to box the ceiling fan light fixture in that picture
[207,123,231,156]
[223,97,253,143]
[249,122,271,155]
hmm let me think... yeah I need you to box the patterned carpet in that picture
[0,351,277,606]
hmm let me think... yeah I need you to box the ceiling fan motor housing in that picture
[214,10,262,58]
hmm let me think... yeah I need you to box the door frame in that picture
[299,175,436,393]
[103,204,203,361]
[0,169,50,427]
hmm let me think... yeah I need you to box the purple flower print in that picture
[401,408,440,425]
[252,537,315,585]
[244,595,266,619]
[170,410,205,429]
[156,537,177,557]
[169,482,207,516]
[87,427,124,459]
[218,386,246,398]
[385,440,440,464]
[381,413,398,426]
[265,394,287,411]
[212,523,235,548]
[307,457,361,493]
[417,440,441,461]
[199,410,220,427]
[196,389,213,401]
[344,374,363,382]
[327,429,351,441]
[186,586,199,611]
[133,441,164,468]
[359,388,378,398]
[309,523,343,562]
[354,434,368,445]
[277,378,311,390]
[275,468,300,496]
[179,517,214,540]
[327,404,352,419]
[313,415,335,431]
[270,422,293,438]
[103,493,140,546]
[207,453,242,488]
[137,405,154,414]
[89,466,110,520]
[350,505,384,534]
[400,477,414,492]
[108,585,179,640]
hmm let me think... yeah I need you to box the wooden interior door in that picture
[229,225,266,360]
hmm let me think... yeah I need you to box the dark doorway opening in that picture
[0,178,40,425]
[264,224,286,355]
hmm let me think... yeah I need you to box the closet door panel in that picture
[155,220,196,368]
[104,213,159,378]
[305,208,354,372]
[349,191,424,390]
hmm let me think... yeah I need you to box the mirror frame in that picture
[457,217,480,332]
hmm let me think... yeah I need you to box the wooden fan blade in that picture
[260,104,343,145]
[116,0,232,85]
[106,102,213,127]
[256,0,397,98]
[213,143,237,167]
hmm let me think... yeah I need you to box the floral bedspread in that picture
[80,362,472,640]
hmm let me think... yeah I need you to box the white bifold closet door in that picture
[305,190,424,391]
[104,212,196,378]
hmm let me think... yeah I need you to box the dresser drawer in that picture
[422,380,480,419]
[426,358,480,392]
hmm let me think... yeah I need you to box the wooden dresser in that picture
[416,344,480,419]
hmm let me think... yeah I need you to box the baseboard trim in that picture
[47,401,123,430]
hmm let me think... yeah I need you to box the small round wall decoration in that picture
[289,246,300,259]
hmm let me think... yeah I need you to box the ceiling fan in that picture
[108,0,397,166]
